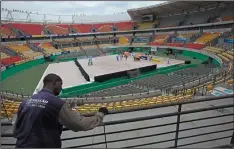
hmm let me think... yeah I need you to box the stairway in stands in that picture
[96,44,106,56]
[27,43,46,55]
[78,45,88,57]
[1,45,18,56]
[5,24,22,36]
[190,33,203,43]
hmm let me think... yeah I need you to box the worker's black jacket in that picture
[13,89,65,148]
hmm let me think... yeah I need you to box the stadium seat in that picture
[62,47,80,51]
[94,23,114,32]
[115,21,134,31]
[1,99,20,118]
[70,24,93,33]
[39,42,62,54]
[166,43,184,47]
[45,25,69,35]
[149,35,169,45]
[184,43,205,50]
[177,32,196,38]
[1,92,195,116]
[56,24,70,29]
[221,52,233,60]
[7,44,42,59]
[1,25,16,36]
[1,56,23,65]
[137,22,154,30]
[10,23,43,35]
[1,52,10,59]
[194,32,221,44]
[221,16,234,22]
[118,36,130,45]
[203,46,223,54]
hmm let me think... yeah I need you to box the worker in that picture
[12,73,108,148]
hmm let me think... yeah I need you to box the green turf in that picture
[1,63,49,95]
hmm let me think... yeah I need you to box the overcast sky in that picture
[2,1,165,16]
[1,1,165,23]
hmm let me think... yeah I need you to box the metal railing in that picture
[1,94,234,148]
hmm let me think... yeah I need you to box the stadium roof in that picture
[127,1,234,21]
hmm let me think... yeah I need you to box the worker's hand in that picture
[98,107,108,115]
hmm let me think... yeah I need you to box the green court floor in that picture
[1,63,49,95]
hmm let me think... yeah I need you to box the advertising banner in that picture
[1,66,6,71]
[14,60,25,65]
[53,52,62,55]
[224,39,234,43]
[25,35,32,38]
[2,36,8,38]
[133,37,149,42]
[70,50,78,53]
[6,63,15,69]
[151,47,158,52]
[10,36,16,38]
[175,38,186,41]
[62,51,70,54]
[34,55,44,59]
[32,35,45,37]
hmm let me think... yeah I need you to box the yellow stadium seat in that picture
[195,33,220,44]
[207,84,213,92]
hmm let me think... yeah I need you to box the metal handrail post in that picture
[174,104,182,148]
[104,125,107,148]
[231,131,234,145]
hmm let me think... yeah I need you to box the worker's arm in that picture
[58,102,107,132]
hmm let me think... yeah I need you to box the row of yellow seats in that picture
[118,36,129,45]
[7,44,31,52]
[7,44,42,59]
[227,79,233,85]
[227,51,234,55]
[40,43,62,54]
[177,32,195,38]
[82,45,98,50]
[132,43,147,46]
[74,94,192,114]
[1,100,21,118]
[1,52,10,59]
[203,48,221,54]
[221,52,233,60]
[63,47,80,51]
[137,22,154,30]
[195,33,220,44]
[218,54,230,62]
[21,50,42,57]
[0,73,230,118]
[98,44,112,48]
[204,46,224,53]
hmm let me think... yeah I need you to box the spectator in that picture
[12,73,108,148]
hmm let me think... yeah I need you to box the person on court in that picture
[12,73,108,148]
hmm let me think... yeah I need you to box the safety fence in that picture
[1,94,234,148]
